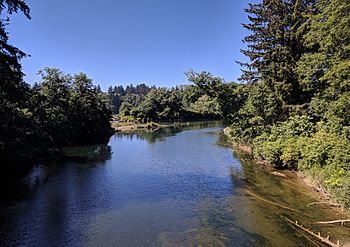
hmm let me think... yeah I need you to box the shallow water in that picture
[0,121,349,246]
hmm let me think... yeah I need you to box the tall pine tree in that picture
[239,0,316,105]
[0,0,31,104]
[0,0,45,167]
[297,0,350,98]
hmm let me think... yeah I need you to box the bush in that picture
[251,116,316,169]
[280,138,302,169]
[254,138,284,167]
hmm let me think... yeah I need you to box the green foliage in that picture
[280,138,302,169]
[276,115,316,138]
[240,83,283,125]
[217,0,350,209]
[186,70,248,119]
[0,0,30,105]
[307,96,328,120]
[117,83,221,122]
[298,0,350,96]
[107,83,151,114]
[228,83,283,144]
[1,66,113,168]
[324,92,350,132]
[255,138,285,167]
[252,116,315,169]
[0,0,45,168]
[0,102,50,165]
[2,0,350,210]
[187,95,221,117]
[239,0,316,104]
[34,68,113,146]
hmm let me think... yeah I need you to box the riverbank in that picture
[223,127,349,214]
[111,120,191,133]
[112,121,165,132]
[2,121,350,246]
[110,115,219,133]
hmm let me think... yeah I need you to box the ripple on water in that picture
[0,121,349,247]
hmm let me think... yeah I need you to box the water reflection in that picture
[0,122,349,247]
[61,144,112,164]
[226,149,350,246]
[0,144,112,207]
[116,121,223,144]
[158,198,267,247]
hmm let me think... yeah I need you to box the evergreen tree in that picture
[0,0,45,167]
[239,0,316,104]
[297,0,350,98]
[0,0,31,104]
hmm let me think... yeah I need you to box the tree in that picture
[239,0,316,104]
[70,73,113,145]
[186,70,248,119]
[35,68,72,146]
[297,0,350,98]
[0,0,44,168]
[34,69,113,146]
[187,95,221,117]
[0,0,31,104]
[0,1,113,172]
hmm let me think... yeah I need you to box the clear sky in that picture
[8,0,256,90]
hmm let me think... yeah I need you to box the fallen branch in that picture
[283,217,342,247]
[295,231,323,247]
[246,190,297,212]
[271,171,289,179]
[314,220,350,227]
[307,201,341,208]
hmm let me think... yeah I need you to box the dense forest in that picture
[106,83,221,122]
[1,0,350,210]
[188,0,350,209]
[0,1,113,173]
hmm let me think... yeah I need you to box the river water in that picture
[0,122,349,246]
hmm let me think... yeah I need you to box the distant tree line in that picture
[106,83,154,114]
[106,83,221,122]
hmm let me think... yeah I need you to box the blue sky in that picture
[8,0,256,90]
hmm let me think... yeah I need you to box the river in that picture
[0,121,349,246]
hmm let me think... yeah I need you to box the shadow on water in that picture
[0,144,112,207]
[61,144,112,164]
[0,121,349,247]
[223,142,350,246]
[157,132,350,247]
[0,122,221,207]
